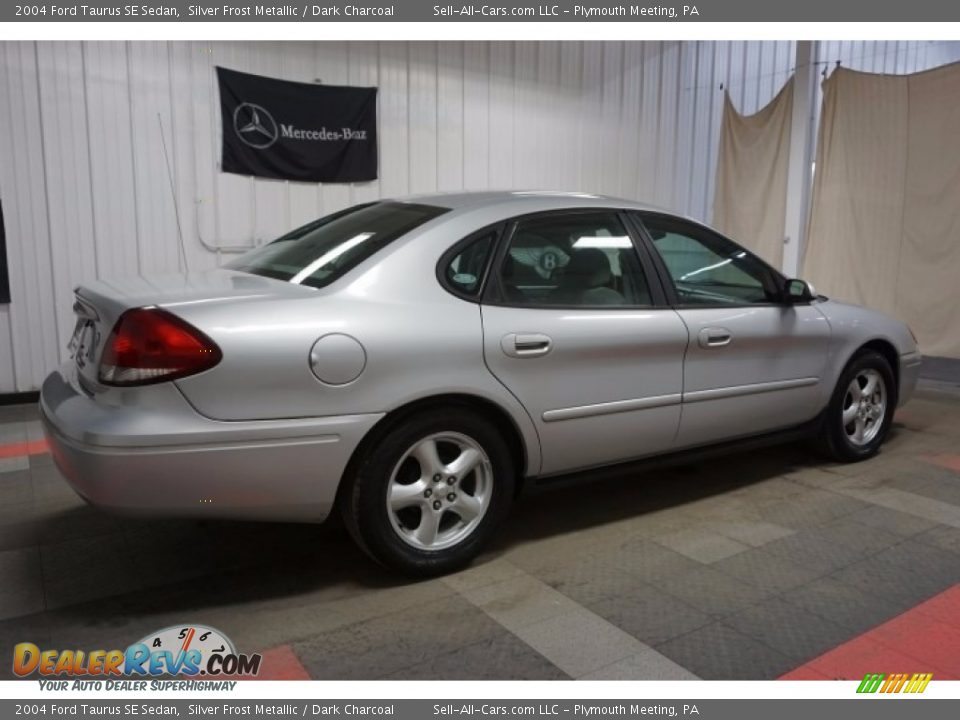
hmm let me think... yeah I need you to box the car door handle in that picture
[698,327,732,348]
[501,333,553,358]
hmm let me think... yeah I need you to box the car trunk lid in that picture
[69,269,316,390]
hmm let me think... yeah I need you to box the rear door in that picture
[480,209,689,476]
[632,212,832,447]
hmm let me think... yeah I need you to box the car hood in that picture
[76,269,316,317]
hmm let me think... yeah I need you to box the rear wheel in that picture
[817,350,896,462]
[342,410,515,576]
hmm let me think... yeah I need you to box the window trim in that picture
[629,211,795,310]
[436,222,506,303]
[480,207,669,310]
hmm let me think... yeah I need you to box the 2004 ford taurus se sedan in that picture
[41,191,922,574]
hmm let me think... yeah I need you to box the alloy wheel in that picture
[842,368,887,446]
[385,432,493,551]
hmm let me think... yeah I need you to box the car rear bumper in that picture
[40,364,383,522]
[899,351,922,406]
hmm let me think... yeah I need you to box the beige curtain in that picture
[804,64,960,358]
[713,77,794,268]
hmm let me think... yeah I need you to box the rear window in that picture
[226,201,449,289]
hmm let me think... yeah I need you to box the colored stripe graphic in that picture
[857,672,933,694]
[856,673,884,693]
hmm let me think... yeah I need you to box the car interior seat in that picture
[556,248,625,305]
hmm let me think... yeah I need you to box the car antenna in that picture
[158,112,190,274]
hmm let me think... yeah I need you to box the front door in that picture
[480,210,689,476]
[635,212,832,448]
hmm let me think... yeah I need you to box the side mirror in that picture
[784,278,816,304]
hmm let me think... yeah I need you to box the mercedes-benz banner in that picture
[217,66,378,183]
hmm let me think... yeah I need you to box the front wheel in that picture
[817,349,896,462]
[342,409,515,576]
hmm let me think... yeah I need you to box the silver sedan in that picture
[40,191,922,574]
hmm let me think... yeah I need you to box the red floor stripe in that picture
[0,438,48,459]
[780,585,960,680]
[233,644,311,681]
[920,454,960,473]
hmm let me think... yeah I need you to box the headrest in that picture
[563,248,611,289]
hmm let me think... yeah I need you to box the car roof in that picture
[395,190,669,214]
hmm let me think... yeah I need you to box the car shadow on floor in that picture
[38,428,872,637]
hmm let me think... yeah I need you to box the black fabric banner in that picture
[0,199,10,304]
[217,66,377,183]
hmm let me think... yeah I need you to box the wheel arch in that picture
[336,393,531,508]
[855,338,900,398]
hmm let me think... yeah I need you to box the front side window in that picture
[639,214,781,306]
[227,201,448,289]
[495,212,652,307]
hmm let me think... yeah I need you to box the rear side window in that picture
[227,201,448,289]
[441,230,497,298]
[494,212,653,307]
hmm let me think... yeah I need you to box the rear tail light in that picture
[99,308,222,386]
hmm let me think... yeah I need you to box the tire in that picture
[341,409,515,576]
[817,349,897,462]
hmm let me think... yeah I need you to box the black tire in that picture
[816,349,897,462]
[341,409,515,576]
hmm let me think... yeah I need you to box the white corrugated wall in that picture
[1,40,958,393]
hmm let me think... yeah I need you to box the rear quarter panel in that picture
[171,214,543,474]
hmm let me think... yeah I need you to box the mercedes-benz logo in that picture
[233,102,278,149]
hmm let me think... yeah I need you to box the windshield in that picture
[226,201,449,289]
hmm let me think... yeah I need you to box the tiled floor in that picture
[1,387,960,680]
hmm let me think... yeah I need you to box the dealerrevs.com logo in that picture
[13,625,261,689]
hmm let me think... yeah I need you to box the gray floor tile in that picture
[459,574,582,630]
[757,493,871,528]
[39,534,141,610]
[535,555,650,606]
[386,631,568,680]
[0,457,29,474]
[724,596,853,663]
[0,507,39,552]
[587,583,712,646]
[0,469,33,506]
[782,575,906,635]
[578,648,699,680]
[710,547,825,594]
[656,565,776,618]
[442,559,526,593]
[705,520,795,548]
[652,528,750,564]
[655,622,795,680]
[894,474,960,507]
[293,594,502,679]
[915,525,960,555]
[510,609,648,678]
[612,538,706,583]
[0,547,45,620]
[847,505,939,538]
[760,519,900,575]
[830,539,960,609]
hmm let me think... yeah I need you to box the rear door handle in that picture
[698,327,732,348]
[501,333,553,358]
